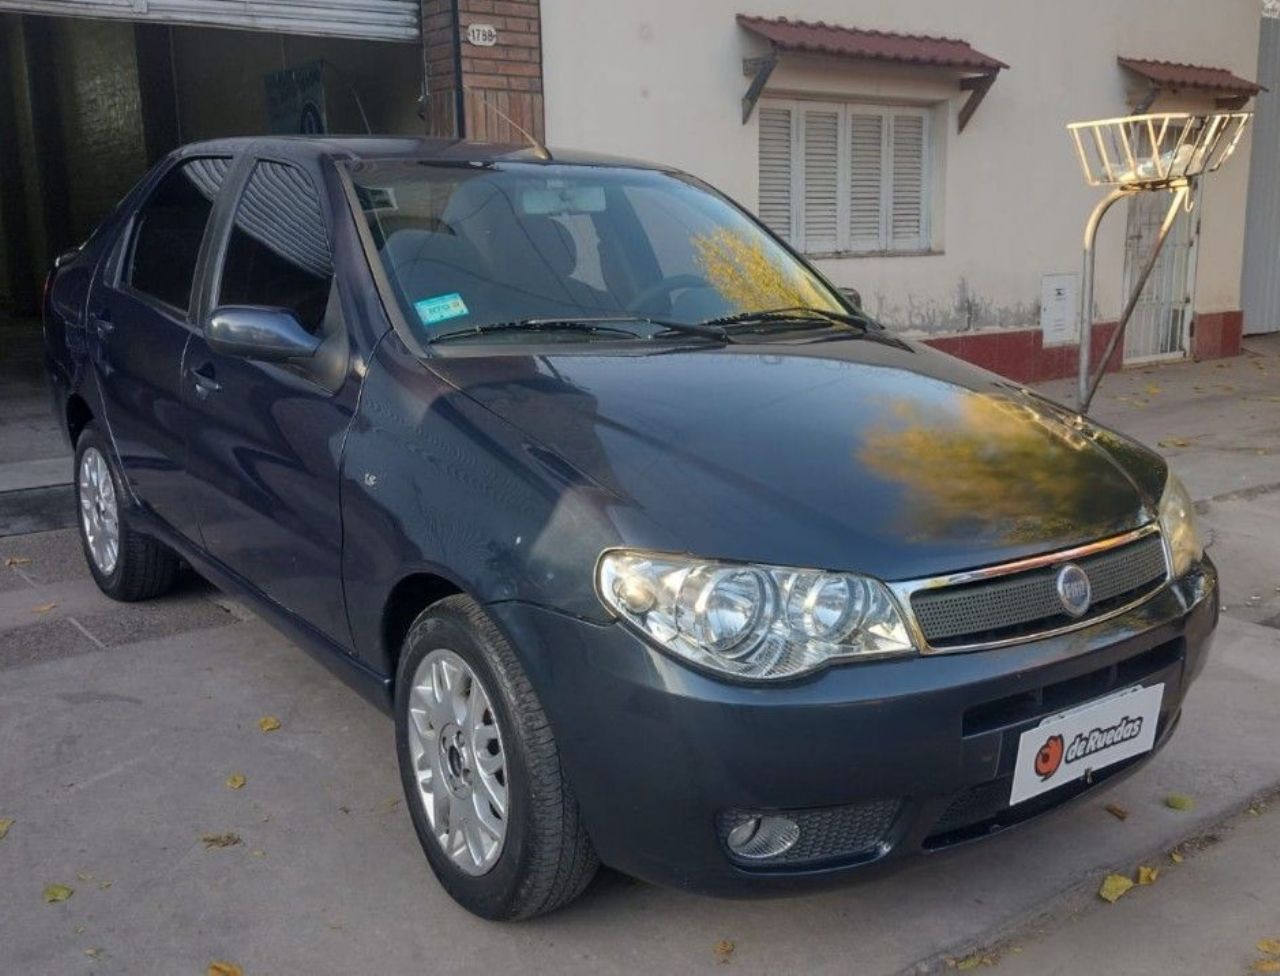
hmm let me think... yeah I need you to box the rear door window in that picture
[127,157,229,313]
[217,160,334,335]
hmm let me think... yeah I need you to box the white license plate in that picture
[1009,683,1164,806]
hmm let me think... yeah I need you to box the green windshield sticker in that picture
[414,293,469,326]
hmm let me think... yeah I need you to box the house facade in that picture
[0,0,1270,380]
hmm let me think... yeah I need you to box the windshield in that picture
[348,161,845,342]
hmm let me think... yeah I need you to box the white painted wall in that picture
[540,0,1260,334]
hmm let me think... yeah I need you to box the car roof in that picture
[172,135,673,173]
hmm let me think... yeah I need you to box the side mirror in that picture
[839,286,863,310]
[206,306,321,362]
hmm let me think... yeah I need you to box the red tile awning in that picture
[736,15,1006,131]
[1118,57,1263,98]
[737,15,1007,73]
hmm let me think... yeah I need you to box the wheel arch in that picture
[66,393,94,446]
[381,571,465,687]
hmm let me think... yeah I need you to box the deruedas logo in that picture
[1032,715,1144,781]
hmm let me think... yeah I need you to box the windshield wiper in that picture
[700,305,877,332]
[428,315,727,343]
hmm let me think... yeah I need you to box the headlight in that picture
[1157,473,1203,577]
[596,551,916,680]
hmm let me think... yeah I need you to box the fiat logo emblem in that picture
[1056,563,1092,618]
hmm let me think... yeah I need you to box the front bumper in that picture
[488,558,1218,896]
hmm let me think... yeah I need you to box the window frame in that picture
[213,157,336,336]
[119,155,232,319]
[201,153,348,392]
[759,98,935,258]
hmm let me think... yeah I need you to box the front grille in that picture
[717,798,901,867]
[910,532,1167,649]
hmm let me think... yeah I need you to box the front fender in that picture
[340,333,627,676]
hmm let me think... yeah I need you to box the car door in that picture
[183,156,356,647]
[90,156,232,540]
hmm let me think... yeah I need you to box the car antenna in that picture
[472,91,552,161]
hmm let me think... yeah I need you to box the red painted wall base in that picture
[921,310,1243,383]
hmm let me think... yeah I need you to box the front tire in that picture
[74,423,179,601]
[394,595,598,919]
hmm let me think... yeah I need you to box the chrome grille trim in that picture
[888,524,1170,654]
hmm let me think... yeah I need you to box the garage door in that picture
[5,0,419,42]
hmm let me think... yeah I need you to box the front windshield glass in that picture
[348,161,845,342]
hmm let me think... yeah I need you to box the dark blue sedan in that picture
[43,136,1217,919]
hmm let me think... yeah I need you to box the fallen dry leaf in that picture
[200,832,242,849]
[97,880,112,890]
[1169,850,1184,863]
[258,716,281,733]
[207,963,243,976]
[249,849,266,858]
[1136,865,1159,886]
[1098,873,1134,904]
[956,955,992,971]
[0,818,13,841]
[4,556,31,567]
[30,602,57,614]
[713,939,735,964]
[1252,960,1280,973]
[225,772,246,791]
[1144,384,1162,395]
[1157,438,1192,449]
[76,872,93,882]
[1259,938,1280,956]
[84,948,103,960]
[1165,793,1195,811]
[1104,803,1130,821]
[43,883,74,904]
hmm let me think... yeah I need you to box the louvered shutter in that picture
[890,114,927,250]
[801,108,840,253]
[848,112,885,252]
[757,106,793,242]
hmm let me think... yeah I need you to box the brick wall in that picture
[422,0,544,143]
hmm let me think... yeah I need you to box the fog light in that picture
[725,815,800,860]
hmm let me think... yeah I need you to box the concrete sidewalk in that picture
[1,325,75,535]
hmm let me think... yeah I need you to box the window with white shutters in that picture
[757,99,932,256]
[757,106,793,241]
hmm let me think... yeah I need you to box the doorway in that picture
[1122,188,1198,363]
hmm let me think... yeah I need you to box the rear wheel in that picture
[394,595,598,919]
[75,423,179,601]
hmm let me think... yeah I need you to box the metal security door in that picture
[4,0,419,41]
[1122,190,1197,362]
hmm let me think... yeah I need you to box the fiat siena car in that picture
[43,137,1217,919]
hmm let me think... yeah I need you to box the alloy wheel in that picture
[79,447,119,576]
[406,648,509,875]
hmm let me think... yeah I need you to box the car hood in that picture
[427,332,1165,582]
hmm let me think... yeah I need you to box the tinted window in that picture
[128,157,229,312]
[218,161,334,335]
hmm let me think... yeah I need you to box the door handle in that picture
[89,310,113,337]
[189,364,222,397]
